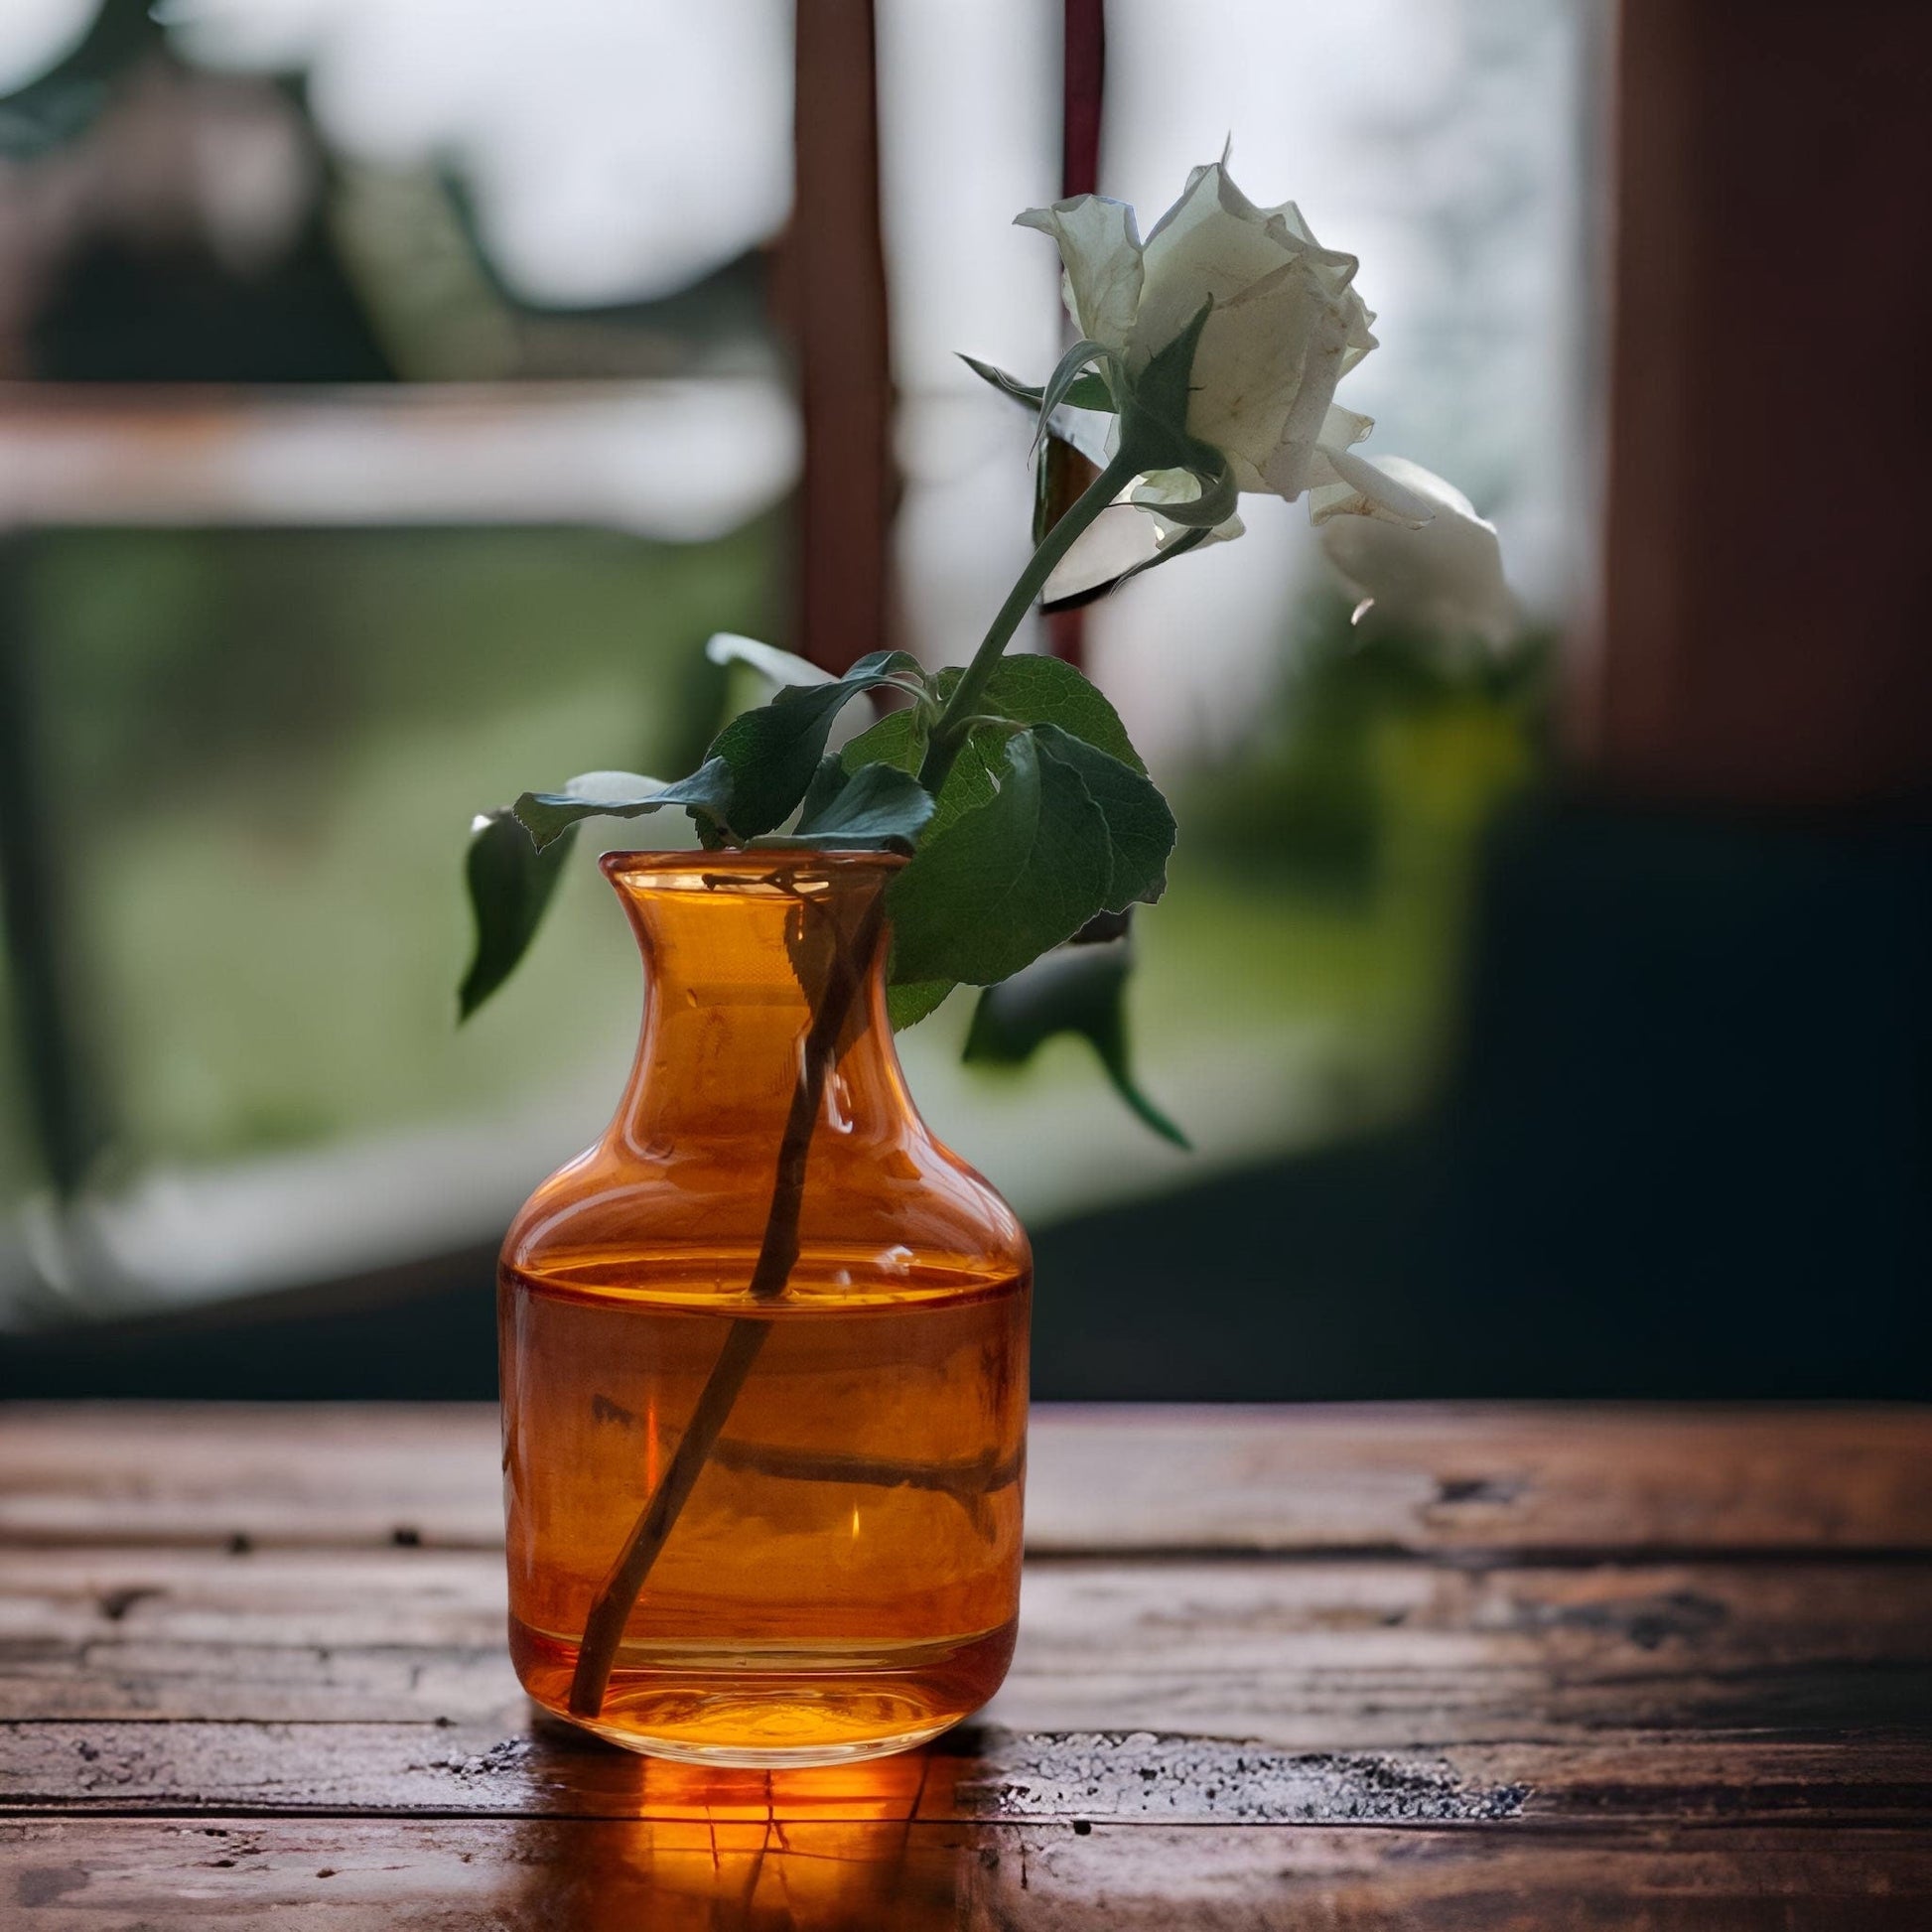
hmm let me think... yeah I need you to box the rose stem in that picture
[567,894,885,1722]
[918,447,1137,793]
[569,431,1120,1717]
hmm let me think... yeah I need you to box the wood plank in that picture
[7,1404,1928,1555]
[1026,1405,1932,1556]
[4,1546,1929,1745]
[0,1405,505,1551]
[3,1718,1929,1827]
[6,1818,1932,1930]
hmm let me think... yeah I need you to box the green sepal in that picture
[1125,299,1213,443]
[1138,449,1238,530]
[1114,299,1240,527]
[959,352,1115,417]
[1031,337,1115,457]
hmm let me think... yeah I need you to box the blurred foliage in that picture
[15,521,777,1171]
[1182,591,1553,903]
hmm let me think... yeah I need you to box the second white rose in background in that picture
[1316,456,1521,653]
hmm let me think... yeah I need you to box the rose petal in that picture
[1134,163,1309,365]
[1134,164,1378,503]
[1254,286,1366,501]
[1307,408,1438,526]
[1316,455,1520,649]
[1046,471,1245,603]
[1044,500,1163,602]
[1015,194,1144,352]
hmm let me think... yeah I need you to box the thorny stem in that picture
[567,890,889,1722]
[917,449,1138,795]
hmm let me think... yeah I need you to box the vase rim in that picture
[600,848,909,888]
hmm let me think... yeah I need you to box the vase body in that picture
[499,851,1031,1766]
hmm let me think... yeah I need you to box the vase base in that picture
[512,1617,1016,1768]
[562,1713,962,1769]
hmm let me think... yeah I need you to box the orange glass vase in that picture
[499,850,1032,1765]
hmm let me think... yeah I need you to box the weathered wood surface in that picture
[5,1547,1930,1747]
[8,1819,1930,1931]
[6,1401,1928,1554]
[3,1404,1929,1923]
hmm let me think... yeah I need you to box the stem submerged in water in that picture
[566,894,885,1722]
[566,444,1129,1722]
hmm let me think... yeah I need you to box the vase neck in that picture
[602,851,919,1157]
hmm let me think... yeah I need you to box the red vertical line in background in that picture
[1047,0,1107,670]
[784,0,897,674]
[1060,0,1106,200]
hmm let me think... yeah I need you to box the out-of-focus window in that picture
[0,0,1592,1329]
[0,1,798,1320]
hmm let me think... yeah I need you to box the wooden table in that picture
[3,1403,1929,1926]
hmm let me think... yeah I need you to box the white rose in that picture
[1314,456,1521,651]
[1019,160,1427,525]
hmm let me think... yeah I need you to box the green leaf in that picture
[459,809,574,1021]
[794,755,851,828]
[964,940,1190,1148]
[887,978,955,1030]
[920,718,1015,843]
[839,706,928,777]
[959,352,1115,416]
[776,759,935,852]
[887,729,1114,987]
[513,760,737,850]
[950,654,1145,770]
[710,649,927,836]
[1034,725,1175,909]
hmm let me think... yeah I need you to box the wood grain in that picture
[2,1815,1926,1930]
[5,1545,1929,1745]
[7,1403,1927,1554]
[3,1403,1928,1921]
[8,1716,1931,1827]
[2,1818,1928,1930]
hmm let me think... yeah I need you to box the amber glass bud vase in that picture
[500,851,1032,1766]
